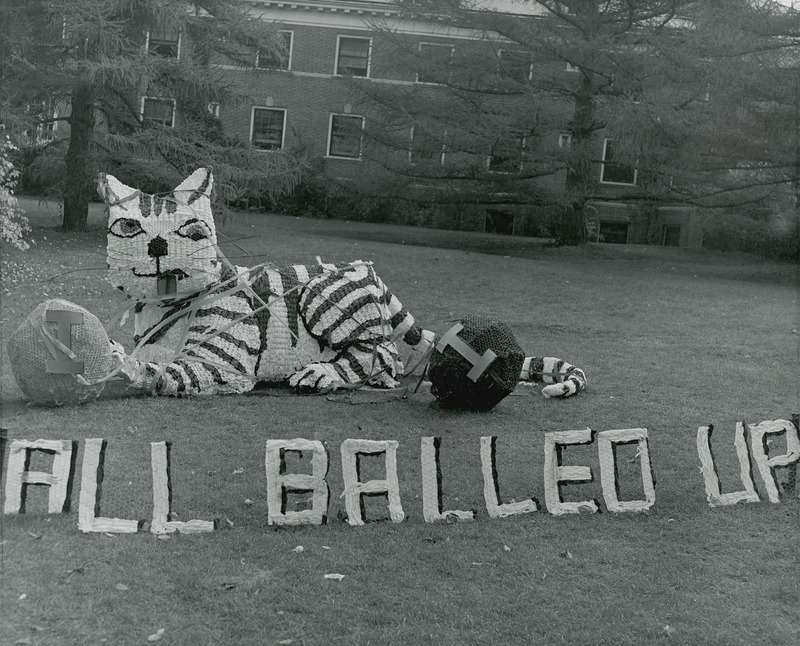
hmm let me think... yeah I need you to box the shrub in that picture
[0,134,32,251]
[703,211,799,262]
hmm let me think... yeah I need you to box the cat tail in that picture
[519,356,587,398]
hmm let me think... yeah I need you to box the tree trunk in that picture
[556,69,596,246]
[553,201,587,246]
[62,84,94,231]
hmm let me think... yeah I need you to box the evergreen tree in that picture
[0,0,305,231]
[352,0,799,245]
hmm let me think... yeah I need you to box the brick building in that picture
[142,0,702,247]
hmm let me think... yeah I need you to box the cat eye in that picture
[109,218,144,238]
[177,219,211,242]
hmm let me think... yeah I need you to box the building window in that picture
[417,43,454,84]
[598,220,630,244]
[257,31,292,70]
[410,127,444,165]
[662,225,681,247]
[147,28,180,58]
[328,114,363,159]
[600,139,637,185]
[336,36,371,77]
[25,99,59,144]
[488,134,525,172]
[251,107,286,150]
[498,50,531,83]
[485,210,515,235]
[141,97,175,127]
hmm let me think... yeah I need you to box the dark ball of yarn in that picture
[428,315,525,411]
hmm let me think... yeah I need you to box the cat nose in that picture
[148,236,169,258]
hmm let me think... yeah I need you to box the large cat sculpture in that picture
[99,168,586,398]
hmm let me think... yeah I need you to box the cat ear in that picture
[97,173,138,205]
[174,168,213,205]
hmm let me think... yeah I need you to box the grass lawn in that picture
[1,201,798,645]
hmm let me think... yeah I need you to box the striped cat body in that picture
[99,168,425,395]
[98,168,586,398]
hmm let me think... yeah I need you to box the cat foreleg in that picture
[108,310,261,396]
[520,356,587,398]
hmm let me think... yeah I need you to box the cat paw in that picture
[289,363,341,393]
[366,370,401,390]
[109,339,127,360]
[108,339,141,383]
[542,368,587,398]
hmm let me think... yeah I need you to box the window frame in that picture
[141,97,176,127]
[416,42,455,85]
[256,30,293,70]
[487,134,526,173]
[661,224,682,247]
[599,138,638,186]
[409,126,445,165]
[146,28,181,59]
[497,49,532,83]
[598,219,631,244]
[250,106,287,151]
[26,99,59,144]
[327,113,364,160]
[335,35,372,78]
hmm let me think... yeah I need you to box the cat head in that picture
[98,168,220,300]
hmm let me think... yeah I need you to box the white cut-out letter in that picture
[597,428,655,512]
[480,436,538,518]
[696,423,759,507]
[150,442,214,534]
[341,439,404,526]
[543,429,598,515]
[421,437,474,523]
[748,419,800,503]
[3,439,75,514]
[265,439,329,526]
[78,439,141,533]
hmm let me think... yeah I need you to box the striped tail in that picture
[520,356,587,398]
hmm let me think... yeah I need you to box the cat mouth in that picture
[157,269,189,296]
[131,268,189,295]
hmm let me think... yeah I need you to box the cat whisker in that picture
[214,232,261,263]
[57,245,109,259]
[186,243,221,259]
[214,253,276,263]
[42,267,111,282]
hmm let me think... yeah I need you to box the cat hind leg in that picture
[520,356,587,398]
